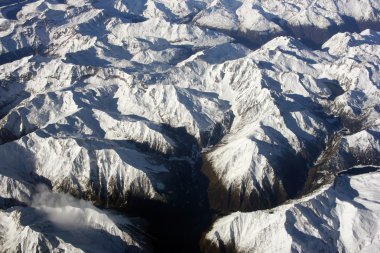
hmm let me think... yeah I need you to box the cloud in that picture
[25,185,147,253]
[30,184,129,230]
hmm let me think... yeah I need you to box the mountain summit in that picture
[0,1,379,252]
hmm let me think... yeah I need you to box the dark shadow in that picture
[92,0,148,23]
[249,75,343,199]
[199,43,248,64]
[257,60,275,71]
[0,196,27,209]
[250,126,309,198]
[63,48,111,67]
[0,46,35,65]
[285,173,367,251]
[318,78,344,100]
[263,75,340,138]
[278,48,317,64]
[338,166,379,176]
[154,2,178,20]
[0,0,38,20]
[202,15,380,50]
[285,209,336,251]
[0,141,53,188]
[118,0,148,16]
[76,20,196,73]
[174,87,233,147]
[26,109,210,253]
[18,207,147,253]
[0,117,211,252]
[123,172,211,253]
[332,175,366,209]
[43,108,106,139]
[0,82,30,121]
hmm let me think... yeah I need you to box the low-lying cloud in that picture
[25,185,146,252]
[30,184,128,230]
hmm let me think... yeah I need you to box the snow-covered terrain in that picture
[0,0,379,252]
[0,185,150,253]
[202,169,380,253]
[194,0,380,47]
[201,30,380,211]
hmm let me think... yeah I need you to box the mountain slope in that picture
[202,168,380,253]
[0,186,150,253]
[0,1,380,253]
[194,0,380,47]
[195,30,380,211]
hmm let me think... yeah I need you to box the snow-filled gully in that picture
[1,1,380,252]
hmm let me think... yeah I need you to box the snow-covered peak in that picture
[194,0,380,46]
[203,170,380,253]
[0,185,150,253]
[0,1,380,252]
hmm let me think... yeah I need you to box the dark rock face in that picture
[1,1,380,253]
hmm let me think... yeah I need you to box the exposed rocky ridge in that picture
[194,0,380,48]
[0,1,379,253]
[0,186,151,253]
[202,169,380,253]
[192,30,380,212]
